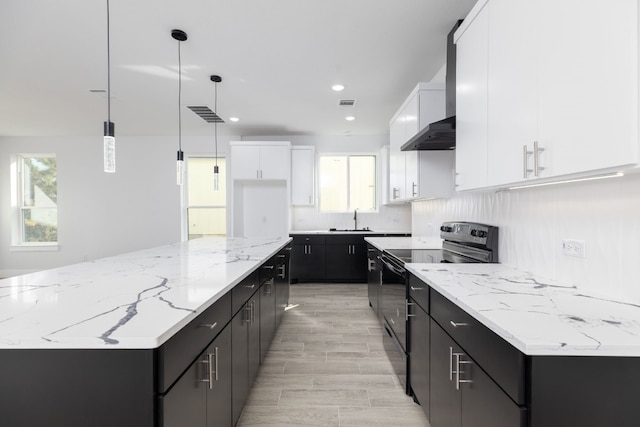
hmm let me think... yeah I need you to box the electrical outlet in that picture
[562,239,586,258]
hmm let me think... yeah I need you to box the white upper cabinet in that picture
[455,0,489,191]
[291,146,315,206]
[389,83,453,201]
[456,0,638,189]
[535,0,638,178]
[230,142,291,181]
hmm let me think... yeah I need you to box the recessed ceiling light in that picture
[345,116,355,121]
[332,84,345,92]
[229,117,239,122]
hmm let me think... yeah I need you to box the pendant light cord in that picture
[106,0,111,123]
[214,81,218,167]
[178,40,182,152]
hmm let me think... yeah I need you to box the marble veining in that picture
[0,237,290,349]
[364,237,442,251]
[406,263,640,356]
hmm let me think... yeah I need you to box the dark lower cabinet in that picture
[429,320,525,427]
[367,244,381,315]
[290,236,325,282]
[325,240,367,282]
[232,294,260,426]
[409,297,430,416]
[161,326,232,427]
[260,276,276,362]
[274,247,290,328]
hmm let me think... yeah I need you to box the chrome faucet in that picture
[353,209,358,230]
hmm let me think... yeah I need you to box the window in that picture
[12,154,58,246]
[319,155,376,212]
[186,157,226,239]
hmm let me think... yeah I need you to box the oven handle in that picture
[380,253,406,276]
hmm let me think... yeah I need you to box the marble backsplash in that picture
[412,172,640,304]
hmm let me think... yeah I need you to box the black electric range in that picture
[380,221,499,393]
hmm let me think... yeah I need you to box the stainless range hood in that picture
[401,20,462,151]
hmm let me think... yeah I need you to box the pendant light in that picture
[210,75,222,191]
[172,29,188,185]
[103,0,116,173]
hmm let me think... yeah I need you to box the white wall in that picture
[412,172,640,303]
[0,134,238,276]
[242,134,412,232]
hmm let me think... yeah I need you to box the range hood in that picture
[401,20,462,151]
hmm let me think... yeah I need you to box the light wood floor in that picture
[237,283,431,427]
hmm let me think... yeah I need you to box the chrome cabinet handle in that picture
[263,265,274,270]
[454,353,473,390]
[212,347,219,382]
[208,352,215,389]
[534,140,545,176]
[243,304,252,324]
[449,346,454,381]
[245,284,256,289]
[200,322,217,330]
[410,286,423,291]
[450,321,469,328]
[393,187,399,199]
[523,145,533,178]
[277,265,286,278]
[406,300,415,320]
[412,182,417,197]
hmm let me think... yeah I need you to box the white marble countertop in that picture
[364,236,443,251]
[0,237,291,350]
[407,263,640,357]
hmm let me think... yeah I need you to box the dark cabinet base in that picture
[0,349,155,427]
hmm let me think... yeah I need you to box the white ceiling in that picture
[0,0,477,138]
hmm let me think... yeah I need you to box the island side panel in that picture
[0,348,156,427]
[528,355,640,427]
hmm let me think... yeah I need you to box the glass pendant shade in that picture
[213,164,220,191]
[176,150,184,185]
[103,121,116,173]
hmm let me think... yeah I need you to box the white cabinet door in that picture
[231,145,261,180]
[455,1,489,191]
[259,145,291,180]
[231,144,290,180]
[291,147,315,205]
[536,0,638,178]
[486,0,537,187]
[389,114,406,201]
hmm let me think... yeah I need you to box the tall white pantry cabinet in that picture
[229,141,291,238]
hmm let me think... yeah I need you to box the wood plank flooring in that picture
[237,283,431,427]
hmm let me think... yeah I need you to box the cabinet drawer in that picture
[232,271,260,315]
[157,291,232,393]
[291,235,325,245]
[430,289,526,404]
[408,274,429,313]
[325,235,365,245]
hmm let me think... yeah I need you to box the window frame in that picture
[318,152,379,213]
[182,154,228,240]
[10,153,59,251]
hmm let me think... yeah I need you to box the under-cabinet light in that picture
[506,172,624,191]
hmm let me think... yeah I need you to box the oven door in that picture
[380,253,407,352]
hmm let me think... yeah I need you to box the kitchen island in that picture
[0,236,292,427]
[406,263,640,427]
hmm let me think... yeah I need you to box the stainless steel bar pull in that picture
[406,300,416,320]
[200,321,217,330]
[450,321,468,328]
[534,140,545,176]
[523,145,533,178]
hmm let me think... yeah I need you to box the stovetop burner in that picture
[384,221,499,265]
